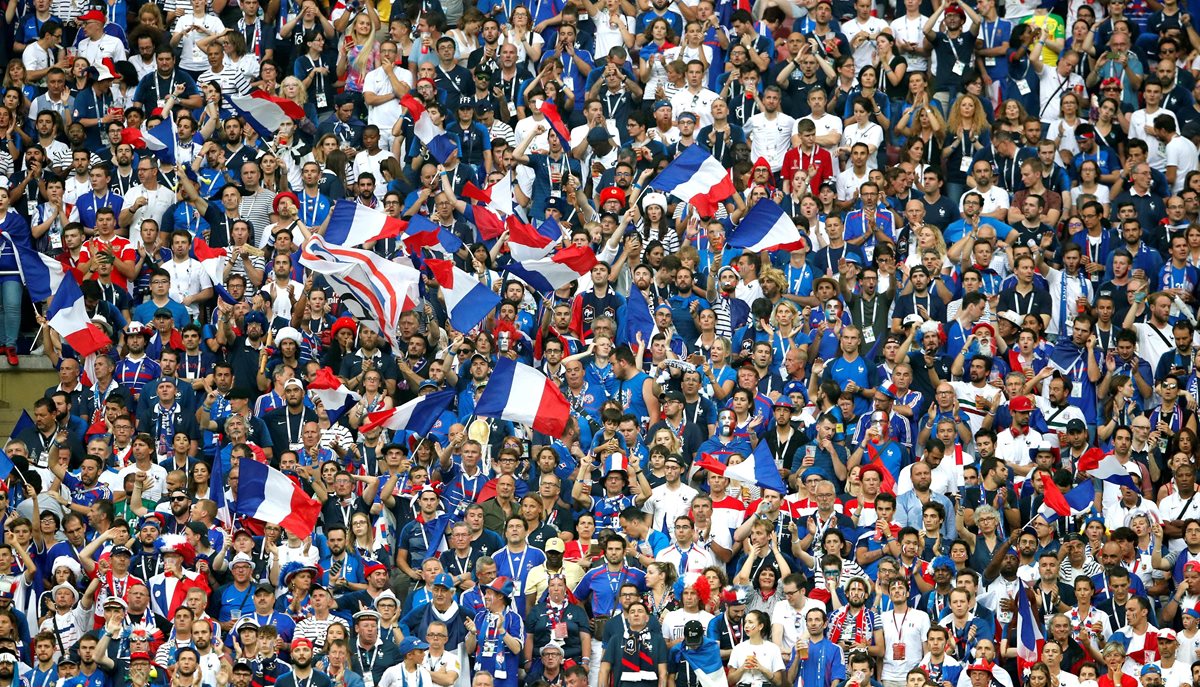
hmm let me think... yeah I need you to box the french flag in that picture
[474,357,571,437]
[724,439,789,495]
[401,93,458,164]
[120,118,175,164]
[1076,451,1140,492]
[209,448,231,528]
[403,215,464,255]
[13,239,66,302]
[234,458,322,538]
[307,367,360,425]
[506,216,558,261]
[1016,582,1045,677]
[360,389,456,435]
[727,200,805,252]
[504,245,598,293]
[324,201,407,247]
[464,177,516,219]
[227,91,306,141]
[674,637,725,687]
[602,453,629,474]
[46,277,110,357]
[191,237,228,285]
[1038,477,1096,522]
[539,100,572,147]
[618,285,654,346]
[649,145,735,217]
[426,258,498,332]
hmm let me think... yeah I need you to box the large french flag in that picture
[673,639,725,687]
[474,357,571,436]
[724,439,789,495]
[360,389,456,435]
[307,367,360,424]
[426,258,498,332]
[728,200,805,252]
[227,91,306,141]
[1076,451,1140,492]
[400,94,457,164]
[324,201,407,247]
[506,215,558,261]
[299,236,420,345]
[1016,583,1045,677]
[47,277,111,357]
[539,100,572,148]
[234,459,322,538]
[12,237,66,302]
[648,145,735,216]
[403,214,464,255]
[504,245,598,293]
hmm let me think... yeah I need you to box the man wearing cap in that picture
[37,584,89,653]
[524,537,585,605]
[464,577,523,687]
[278,638,333,687]
[75,10,126,66]
[348,606,402,685]
[262,377,318,454]
[216,551,258,632]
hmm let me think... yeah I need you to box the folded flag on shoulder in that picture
[47,277,111,357]
[648,145,735,217]
[728,199,805,252]
[425,258,499,332]
[234,459,321,539]
[474,358,571,437]
[360,389,457,435]
[504,244,598,293]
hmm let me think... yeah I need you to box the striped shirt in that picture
[294,615,349,651]
[198,66,251,116]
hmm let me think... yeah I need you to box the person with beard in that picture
[825,575,884,659]
[278,638,332,687]
[707,585,748,661]
[348,609,402,685]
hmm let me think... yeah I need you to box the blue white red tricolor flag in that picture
[1037,477,1096,522]
[1016,581,1045,677]
[474,358,571,436]
[299,236,420,345]
[648,145,735,217]
[425,258,498,332]
[672,638,725,687]
[227,91,306,141]
[5,225,65,302]
[209,449,231,528]
[121,118,176,164]
[504,245,598,293]
[306,367,360,425]
[505,215,558,261]
[538,100,572,148]
[324,201,407,247]
[234,459,322,538]
[724,439,789,495]
[727,199,805,252]
[47,277,110,357]
[401,94,458,164]
[403,214,464,255]
[1076,451,1140,492]
[360,389,457,435]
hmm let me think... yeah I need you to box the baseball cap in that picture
[432,573,456,589]
[1009,396,1034,413]
[683,620,705,647]
[1066,418,1087,433]
[545,537,566,553]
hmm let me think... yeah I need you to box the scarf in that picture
[620,625,656,681]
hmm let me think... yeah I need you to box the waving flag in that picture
[209,448,231,528]
[234,459,322,538]
[728,200,804,252]
[426,258,499,332]
[1076,451,1140,492]
[121,118,175,164]
[1038,480,1097,522]
[506,215,558,261]
[474,358,571,436]
[401,93,457,163]
[504,245,598,293]
[648,145,735,216]
[324,201,407,247]
[299,235,420,345]
[618,286,655,346]
[228,91,305,141]
[1038,473,1072,517]
[403,214,464,255]
[671,637,724,687]
[47,277,111,357]
[539,100,572,148]
[486,174,513,217]
[1016,583,1045,677]
[360,389,457,435]
[307,367,360,425]
[725,439,789,495]
[470,204,505,241]
[191,237,228,286]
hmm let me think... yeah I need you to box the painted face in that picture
[717,409,736,437]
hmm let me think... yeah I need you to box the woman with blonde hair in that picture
[768,299,804,372]
[446,9,484,67]
[907,223,950,268]
[337,9,380,94]
[895,99,945,153]
[942,93,990,199]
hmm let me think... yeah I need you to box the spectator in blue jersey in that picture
[574,534,648,629]
[464,576,524,687]
[820,327,876,417]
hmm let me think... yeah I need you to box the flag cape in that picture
[234,459,321,538]
[474,358,571,437]
[426,258,499,332]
